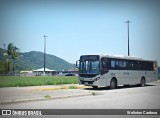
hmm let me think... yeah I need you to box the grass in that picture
[68,86,78,89]
[91,92,96,96]
[0,76,78,87]
[44,95,51,99]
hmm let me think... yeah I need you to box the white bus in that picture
[76,54,158,89]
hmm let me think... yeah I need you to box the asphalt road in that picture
[0,82,160,118]
[1,82,160,109]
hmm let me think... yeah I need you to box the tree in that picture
[0,61,7,74]
[7,43,20,74]
[7,43,19,58]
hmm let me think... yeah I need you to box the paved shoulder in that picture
[0,84,91,104]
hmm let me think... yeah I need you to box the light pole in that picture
[125,20,131,56]
[43,35,48,76]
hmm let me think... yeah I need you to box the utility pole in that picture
[125,20,131,56]
[3,44,6,49]
[43,35,48,76]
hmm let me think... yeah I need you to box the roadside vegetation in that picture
[44,95,51,99]
[0,76,78,87]
[68,85,78,89]
[0,43,20,74]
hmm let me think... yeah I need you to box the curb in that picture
[0,93,92,104]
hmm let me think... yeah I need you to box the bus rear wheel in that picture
[140,78,146,87]
[110,79,117,89]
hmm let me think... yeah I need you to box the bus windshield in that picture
[79,60,100,74]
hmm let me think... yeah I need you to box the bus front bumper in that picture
[80,80,94,86]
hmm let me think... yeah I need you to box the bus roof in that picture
[80,54,156,62]
[99,54,155,62]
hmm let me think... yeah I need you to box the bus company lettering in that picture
[12,110,42,115]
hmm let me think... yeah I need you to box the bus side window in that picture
[115,60,119,69]
[118,60,126,70]
[128,60,133,70]
[119,61,123,70]
[122,61,127,70]
[102,61,107,70]
[101,58,109,74]
[111,60,115,69]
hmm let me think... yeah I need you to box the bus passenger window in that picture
[119,61,123,69]
[115,61,119,69]
[111,60,115,69]
[123,61,127,69]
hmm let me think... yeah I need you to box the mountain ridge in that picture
[0,48,74,71]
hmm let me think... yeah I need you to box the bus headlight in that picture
[94,77,100,81]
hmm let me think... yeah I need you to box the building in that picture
[20,71,33,76]
[33,68,56,76]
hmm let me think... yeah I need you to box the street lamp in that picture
[125,20,131,56]
[43,35,48,76]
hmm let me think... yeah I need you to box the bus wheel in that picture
[140,78,146,87]
[110,79,117,89]
[92,86,98,89]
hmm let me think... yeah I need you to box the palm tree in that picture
[7,43,20,74]
[7,43,19,58]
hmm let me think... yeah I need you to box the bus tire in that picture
[140,77,146,87]
[92,86,98,89]
[110,79,117,89]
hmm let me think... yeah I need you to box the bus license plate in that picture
[85,82,88,85]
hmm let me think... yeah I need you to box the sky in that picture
[0,0,160,64]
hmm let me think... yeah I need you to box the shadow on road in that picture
[83,84,155,91]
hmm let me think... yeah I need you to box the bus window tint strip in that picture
[102,58,154,71]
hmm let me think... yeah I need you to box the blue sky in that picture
[0,0,160,64]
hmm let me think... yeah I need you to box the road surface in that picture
[0,81,160,118]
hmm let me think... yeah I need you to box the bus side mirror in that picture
[76,60,80,69]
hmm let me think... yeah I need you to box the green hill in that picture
[0,48,74,71]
